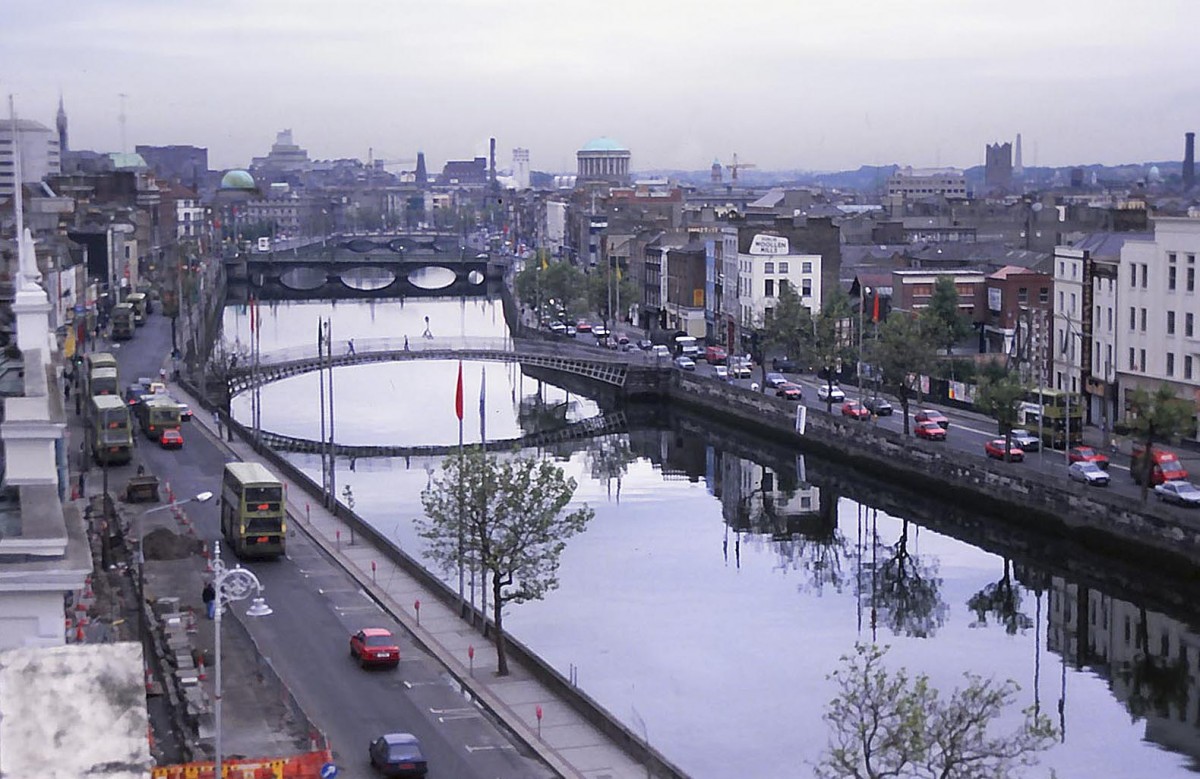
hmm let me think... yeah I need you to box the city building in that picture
[982,266,1052,376]
[885,167,968,200]
[984,141,1013,192]
[576,137,631,186]
[512,148,530,190]
[136,144,209,187]
[889,269,986,318]
[0,119,61,197]
[736,231,823,329]
[250,129,311,173]
[436,157,488,188]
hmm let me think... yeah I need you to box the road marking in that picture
[465,743,516,753]
[402,680,442,688]
[430,706,477,715]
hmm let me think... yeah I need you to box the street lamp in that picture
[858,285,873,403]
[210,540,273,779]
[135,491,214,635]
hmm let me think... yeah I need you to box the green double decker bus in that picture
[220,462,287,559]
[89,395,133,465]
[1017,389,1084,449]
[135,396,182,440]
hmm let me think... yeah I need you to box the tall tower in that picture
[711,158,722,184]
[415,151,428,189]
[1184,132,1195,191]
[56,95,68,153]
[1013,133,1023,177]
[489,137,497,189]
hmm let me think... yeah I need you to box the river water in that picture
[225,296,1200,779]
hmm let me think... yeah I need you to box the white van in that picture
[674,335,700,357]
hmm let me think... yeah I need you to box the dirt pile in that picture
[142,527,203,560]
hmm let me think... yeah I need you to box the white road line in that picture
[465,743,516,752]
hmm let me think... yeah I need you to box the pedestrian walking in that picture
[64,382,70,402]
[403,335,409,351]
[76,471,85,498]
[202,581,216,620]
[422,316,433,339]
[347,338,356,355]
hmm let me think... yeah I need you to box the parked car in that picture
[771,356,798,372]
[914,421,947,441]
[985,439,1024,462]
[1154,480,1200,507]
[368,732,427,777]
[705,345,728,364]
[816,384,846,402]
[729,359,753,379]
[349,628,401,669]
[592,324,609,338]
[765,372,788,389]
[1068,446,1109,470]
[862,396,893,416]
[776,383,803,400]
[1009,429,1040,451]
[914,409,949,429]
[650,344,672,358]
[674,355,696,371]
[636,339,653,351]
[1068,461,1110,487]
[713,365,730,381]
[159,428,183,450]
[841,401,871,420]
[549,321,567,335]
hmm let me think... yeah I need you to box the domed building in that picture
[576,137,631,185]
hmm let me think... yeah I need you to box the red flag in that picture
[454,361,464,421]
[872,294,879,323]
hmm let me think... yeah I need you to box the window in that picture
[1130,264,1137,287]
[1059,261,1066,277]
[1069,293,1076,315]
[1129,306,1136,330]
[764,262,775,274]
[1168,311,1176,335]
[1169,266,1177,290]
[778,261,789,273]
[1187,312,1195,337]
[802,279,812,297]
[1018,287,1028,304]
[1189,266,1195,293]
[1140,308,1147,332]
[1059,291,1064,309]
[1039,287,1049,304]
[1141,264,1149,288]
[1106,307,1112,332]
[1140,349,1146,372]
[1129,347,1136,370]
[764,279,775,297]
[802,261,813,273]
[1186,356,1194,380]
[1167,353,1175,377]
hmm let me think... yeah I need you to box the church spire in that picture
[56,93,68,153]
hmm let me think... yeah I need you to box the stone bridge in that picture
[225,336,668,395]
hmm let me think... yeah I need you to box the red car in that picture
[159,428,183,449]
[985,438,1024,462]
[1068,446,1109,470]
[914,409,949,429]
[914,421,947,441]
[841,401,870,420]
[350,628,401,669]
[574,320,592,333]
[776,383,804,400]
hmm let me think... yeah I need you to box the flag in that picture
[479,365,487,443]
[872,294,880,323]
[540,253,548,271]
[455,361,464,421]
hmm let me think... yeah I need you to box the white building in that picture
[512,148,530,190]
[886,167,968,200]
[1117,217,1200,440]
[737,232,822,328]
[1052,247,1087,395]
[542,199,567,257]
[0,119,61,197]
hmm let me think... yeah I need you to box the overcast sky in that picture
[2,0,1197,174]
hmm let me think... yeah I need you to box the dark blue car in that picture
[369,733,427,777]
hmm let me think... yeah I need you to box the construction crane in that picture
[366,147,416,169]
[725,153,757,183]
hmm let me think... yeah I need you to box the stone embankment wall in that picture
[668,372,1200,572]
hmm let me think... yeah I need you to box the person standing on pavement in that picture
[202,581,216,619]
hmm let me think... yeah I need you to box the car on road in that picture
[575,320,592,333]
[674,355,696,371]
[637,339,653,351]
[350,628,401,669]
[765,372,788,389]
[816,384,846,402]
[776,383,803,400]
[650,344,672,358]
[592,324,609,338]
[713,365,730,381]
[914,420,947,441]
[771,356,798,372]
[1009,429,1040,451]
[565,324,577,337]
[173,399,193,421]
[862,396,893,416]
[1154,480,1200,507]
[1068,461,1110,487]
[1068,446,1109,470]
[985,438,1024,462]
[159,428,183,450]
[841,401,871,420]
[549,321,567,335]
[729,359,753,379]
[124,383,151,407]
[705,345,728,364]
[915,409,949,429]
[368,732,428,777]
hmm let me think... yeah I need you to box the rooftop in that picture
[580,137,627,153]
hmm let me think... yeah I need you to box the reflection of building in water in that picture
[714,452,821,536]
[1048,577,1200,763]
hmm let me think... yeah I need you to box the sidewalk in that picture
[171,382,657,779]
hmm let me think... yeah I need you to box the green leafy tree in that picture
[974,364,1029,462]
[808,291,856,410]
[967,558,1032,635]
[586,263,638,331]
[1126,384,1196,500]
[920,276,973,359]
[417,449,594,676]
[816,643,1057,779]
[760,282,812,366]
[867,313,938,435]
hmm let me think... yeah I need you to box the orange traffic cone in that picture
[197,655,206,681]
[75,624,85,642]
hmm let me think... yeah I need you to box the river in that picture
[225,295,1200,779]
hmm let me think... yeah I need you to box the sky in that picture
[2,0,1198,175]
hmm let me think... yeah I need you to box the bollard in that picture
[468,645,475,677]
[414,599,420,627]
[536,704,543,738]
[306,502,310,524]
[371,560,376,582]
[335,529,341,550]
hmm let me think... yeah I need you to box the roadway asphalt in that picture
[91,307,651,778]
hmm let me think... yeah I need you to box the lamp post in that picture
[1060,317,1085,466]
[858,285,872,403]
[135,490,214,635]
[210,540,273,779]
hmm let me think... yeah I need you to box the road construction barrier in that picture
[151,748,334,779]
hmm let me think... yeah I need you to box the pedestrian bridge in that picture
[253,411,629,460]
[225,336,656,395]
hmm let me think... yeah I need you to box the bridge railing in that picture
[252,335,660,367]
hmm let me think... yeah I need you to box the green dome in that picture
[220,169,257,190]
[580,137,627,152]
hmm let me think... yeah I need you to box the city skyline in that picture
[2,0,1198,174]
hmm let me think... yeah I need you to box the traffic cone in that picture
[203,545,213,573]
[84,577,94,599]
[145,667,155,693]
[75,624,85,643]
[196,655,206,681]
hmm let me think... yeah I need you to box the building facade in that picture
[0,119,61,196]
[737,232,823,329]
[576,137,631,186]
[886,167,968,200]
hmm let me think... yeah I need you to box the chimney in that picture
[489,137,497,186]
[1185,132,1195,191]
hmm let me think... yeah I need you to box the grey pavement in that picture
[169,380,653,779]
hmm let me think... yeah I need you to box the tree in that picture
[867,313,938,435]
[974,364,1029,462]
[417,449,594,676]
[760,282,812,368]
[1126,384,1196,501]
[967,558,1032,635]
[585,262,638,330]
[816,644,1057,779]
[920,276,973,358]
[807,291,856,410]
[874,519,947,638]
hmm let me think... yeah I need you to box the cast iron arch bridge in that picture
[225,336,649,395]
[253,411,629,459]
